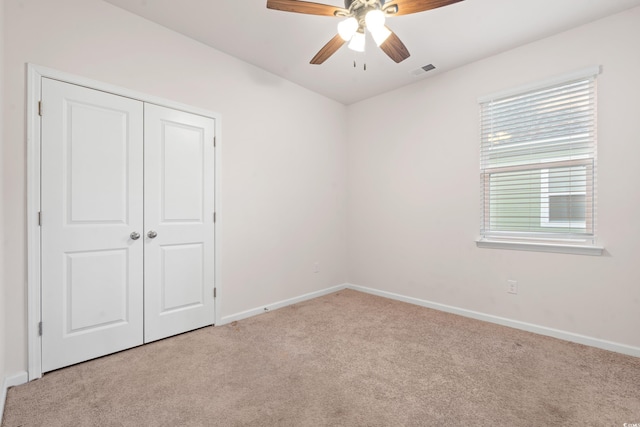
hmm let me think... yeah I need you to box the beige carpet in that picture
[3,289,640,426]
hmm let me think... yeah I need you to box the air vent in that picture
[410,64,436,76]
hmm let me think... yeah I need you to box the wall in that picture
[4,0,639,382]
[347,6,640,350]
[1,0,6,390]
[3,0,348,376]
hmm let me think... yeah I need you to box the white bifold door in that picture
[41,78,215,372]
[143,104,215,342]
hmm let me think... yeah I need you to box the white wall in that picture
[347,7,640,349]
[3,0,348,375]
[0,0,7,390]
[4,0,639,381]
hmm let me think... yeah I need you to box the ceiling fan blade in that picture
[384,0,463,16]
[267,0,344,16]
[379,28,410,63]
[310,34,346,64]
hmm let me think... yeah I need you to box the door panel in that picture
[66,249,129,332]
[144,104,215,343]
[161,243,204,313]
[68,102,129,223]
[41,78,144,372]
[162,123,204,222]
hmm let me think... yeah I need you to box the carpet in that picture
[3,289,639,426]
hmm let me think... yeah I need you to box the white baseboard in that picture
[346,284,640,358]
[219,284,348,325]
[1,371,29,423]
[1,284,636,423]
[211,281,639,358]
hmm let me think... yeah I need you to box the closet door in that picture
[41,78,144,372]
[143,104,216,343]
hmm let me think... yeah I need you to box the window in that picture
[478,67,601,254]
[540,166,587,229]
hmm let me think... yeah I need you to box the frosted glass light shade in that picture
[338,17,358,41]
[371,26,391,46]
[365,9,385,31]
[348,31,366,52]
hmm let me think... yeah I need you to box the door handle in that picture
[130,231,141,240]
[147,230,158,239]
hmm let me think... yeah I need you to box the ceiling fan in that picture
[266,0,464,65]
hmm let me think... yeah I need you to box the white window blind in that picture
[479,70,598,245]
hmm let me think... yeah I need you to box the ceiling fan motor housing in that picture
[344,0,385,12]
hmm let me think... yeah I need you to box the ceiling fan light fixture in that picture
[348,31,366,52]
[267,0,457,65]
[338,17,359,41]
[364,9,386,31]
[370,26,391,46]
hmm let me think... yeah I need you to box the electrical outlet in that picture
[507,280,518,295]
[313,262,319,273]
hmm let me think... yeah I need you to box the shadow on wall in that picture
[244,65,284,88]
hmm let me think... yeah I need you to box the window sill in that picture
[476,239,604,256]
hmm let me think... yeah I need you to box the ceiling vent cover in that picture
[410,64,436,76]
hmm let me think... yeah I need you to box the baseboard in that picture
[1,371,29,423]
[347,284,640,358]
[214,281,639,358]
[219,284,348,325]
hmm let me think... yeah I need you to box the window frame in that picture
[476,67,603,256]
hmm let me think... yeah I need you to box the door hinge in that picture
[213,212,216,223]
[38,211,42,226]
[213,136,216,148]
[213,288,217,298]
[38,322,43,336]
[38,101,43,116]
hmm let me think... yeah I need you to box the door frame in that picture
[26,64,222,380]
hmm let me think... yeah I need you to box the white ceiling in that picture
[103,0,640,105]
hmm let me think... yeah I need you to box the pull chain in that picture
[353,60,367,71]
